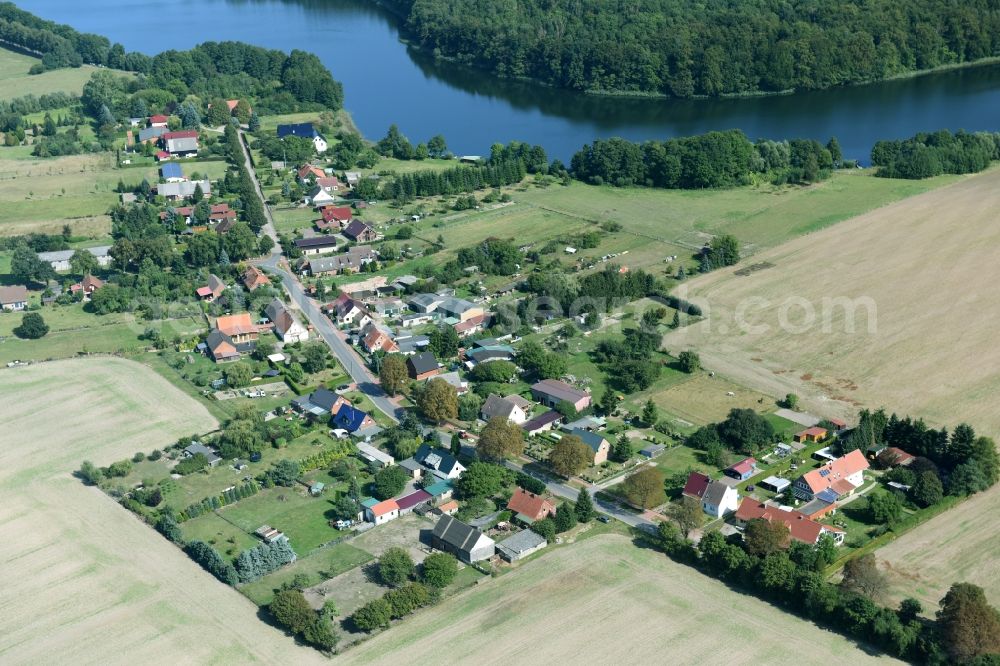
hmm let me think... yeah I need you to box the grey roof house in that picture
[431,515,495,563]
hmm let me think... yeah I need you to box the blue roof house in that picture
[160,162,184,182]
[331,404,375,433]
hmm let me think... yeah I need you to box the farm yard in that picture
[0,358,325,664]
[340,535,900,665]
[879,483,1000,612]
[664,167,1000,436]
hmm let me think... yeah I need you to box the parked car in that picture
[597,515,611,523]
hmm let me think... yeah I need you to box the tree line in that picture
[384,0,1000,98]
[570,131,837,188]
[872,130,1000,179]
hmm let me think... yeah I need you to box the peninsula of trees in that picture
[382,0,1000,97]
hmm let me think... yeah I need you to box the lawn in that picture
[0,48,131,99]
[240,541,374,606]
[217,483,345,555]
[0,152,156,237]
[0,303,205,365]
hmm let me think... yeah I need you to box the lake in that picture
[19,0,1000,162]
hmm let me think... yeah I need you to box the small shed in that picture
[759,476,791,493]
[310,481,325,496]
[497,529,547,562]
[640,443,666,458]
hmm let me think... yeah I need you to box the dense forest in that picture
[382,0,1000,97]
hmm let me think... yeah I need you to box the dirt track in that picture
[664,168,1000,435]
[0,358,325,665]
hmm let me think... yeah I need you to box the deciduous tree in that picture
[477,416,524,461]
[417,378,458,423]
[549,434,593,477]
[379,354,408,395]
[622,466,666,508]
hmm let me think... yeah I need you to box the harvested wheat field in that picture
[342,535,898,665]
[0,358,324,665]
[664,167,1000,435]
[879,484,1000,612]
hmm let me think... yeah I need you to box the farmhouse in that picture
[454,313,490,337]
[183,441,222,467]
[137,126,166,143]
[522,410,562,436]
[401,444,466,481]
[292,387,351,419]
[497,529,547,562]
[326,293,371,327]
[297,164,325,183]
[242,265,270,291]
[306,185,336,207]
[725,458,757,481]
[277,122,327,153]
[306,246,376,275]
[196,274,226,302]
[531,379,591,411]
[681,472,711,501]
[157,180,211,201]
[164,136,199,157]
[0,285,29,311]
[38,246,112,272]
[356,442,395,469]
[361,322,399,354]
[362,498,400,525]
[215,312,260,347]
[205,329,240,362]
[507,488,557,523]
[568,428,609,465]
[681,472,739,517]
[343,220,379,243]
[734,498,845,546]
[793,449,869,501]
[317,205,352,230]
[406,352,441,380]
[265,298,309,343]
[480,393,531,425]
[431,515,495,563]
[331,403,379,438]
[435,371,469,395]
[294,236,339,255]
[794,426,828,443]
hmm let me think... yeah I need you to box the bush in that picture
[14,312,49,339]
[174,453,208,475]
